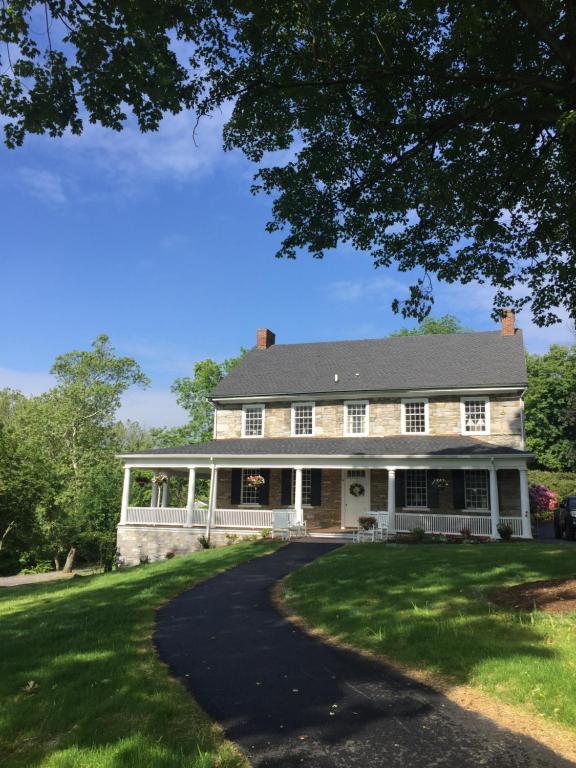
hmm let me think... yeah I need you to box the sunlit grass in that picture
[0,541,280,768]
[284,543,576,731]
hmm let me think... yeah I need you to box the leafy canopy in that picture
[390,314,467,336]
[2,2,576,325]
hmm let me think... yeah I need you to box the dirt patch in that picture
[490,576,576,614]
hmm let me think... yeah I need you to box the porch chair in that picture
[272,510,293,540]
[288,513,307,539]
[371,511,389,542]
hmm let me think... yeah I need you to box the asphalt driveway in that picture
[154,543,572,768]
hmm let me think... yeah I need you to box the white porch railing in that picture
[213,508,275,528]
[124,506,274,529]
[125,507,188,525]
[395,512,492,536]
[499,516,523,537]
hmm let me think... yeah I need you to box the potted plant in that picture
[245,473,266,488]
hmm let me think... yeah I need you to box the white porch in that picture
[119,461,533,541]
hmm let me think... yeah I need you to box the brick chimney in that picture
[501,309,516,336]
[256,328,276,349]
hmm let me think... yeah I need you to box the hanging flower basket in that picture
[431,477,449,489]
[246,474,266,488]
[153,473,168,486]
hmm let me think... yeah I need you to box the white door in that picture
[342,470,371,527]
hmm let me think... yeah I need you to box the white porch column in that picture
[120,466,131,525]
[150,479,158,508]
[387,468,396,534]
[161,477,169,507]
[294,467,304,524]
[205,465,218,540]
[185,468,197,527]
[519,467,533,539]
[489,467,500,539]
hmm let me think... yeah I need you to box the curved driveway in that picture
[155,543,572,768]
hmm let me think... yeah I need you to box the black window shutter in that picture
[452,470,465,509]
[281,469,293,505]
[258,469,270,504]
[231,469,242,504]
[427,470,439,508]
[310,469,322,506]
[395,470,406,507]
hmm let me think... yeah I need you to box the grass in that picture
[0,540,280,768]
[284,542,576,732]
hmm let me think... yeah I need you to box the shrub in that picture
[410,527,426,542]
[358,516,377,530]
[260,528,272,540]
[197,535,212,550]
[165,551,175,559]
[529,484,559,521]
[225,534,239,546]
[528,471,576,500]
[139,554,150,564]
[20,561,52,574]
[497,523,514,541]
[460,527,472,540]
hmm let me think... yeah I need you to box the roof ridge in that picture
[258,330,503,350]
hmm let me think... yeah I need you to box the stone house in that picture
[117,311,532,564]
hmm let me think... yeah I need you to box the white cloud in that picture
[18,168,67,205]
[327,275,408,303]
[118,389,188,428]
[0,367,54,394]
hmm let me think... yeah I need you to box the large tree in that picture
[2,2,576,324]
[524,345,576,471]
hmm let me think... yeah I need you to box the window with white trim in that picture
[461,398,489,434]
[464,470,489,510]
[292,402,314,436]
[241,469,262,504]
[402,399,428,433]
[344,401,368,436]
[405,470,428,508]
[290,468,313,506]
[242,404,264,437]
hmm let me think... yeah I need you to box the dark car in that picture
[554,496,576,540]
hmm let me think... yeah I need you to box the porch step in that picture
[307,530,354,540]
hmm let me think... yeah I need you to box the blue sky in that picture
[1,109,573,426]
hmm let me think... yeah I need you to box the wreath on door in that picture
[349,482,365,497]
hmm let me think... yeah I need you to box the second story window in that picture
[461,397,490,434]
[242,404,264,437]
[292,402,314,435]
[402,399,428,433]
[344,401,368,436]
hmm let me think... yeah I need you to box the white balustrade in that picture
[125,507,189,526]
[499,516,524,537]
[394,512,493,536]
[212,508,275,528]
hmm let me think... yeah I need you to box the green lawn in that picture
[0,541,280,768]
[284,542,576,731]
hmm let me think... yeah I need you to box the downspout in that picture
[519,386,527,451]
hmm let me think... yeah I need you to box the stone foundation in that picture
[116,525,261,567]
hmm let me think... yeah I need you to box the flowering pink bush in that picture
[529,484,558,521]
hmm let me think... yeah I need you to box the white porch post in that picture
[489,467,500,539]
[120,466,131,525]
[294,467,303,524]
[161,477,169,507]
[519,467,533,539]
[387,468,396,534]
[150,478,158,508]
[185,468,196,527]
[205,465,218,540]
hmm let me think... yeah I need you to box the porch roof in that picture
[120,436,531,459]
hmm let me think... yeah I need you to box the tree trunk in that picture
[53,555,60,571]
[62,547,76,573]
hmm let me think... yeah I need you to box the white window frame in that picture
[460,397,491,435]
[404,469,429,510]
[463,469,490,512]
[401,398,429,434]
[291,401,315,437]
[240,468,263,506]
[241,404,265,438]
[343,400,369,437]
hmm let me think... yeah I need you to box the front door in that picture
[342,470,371,527]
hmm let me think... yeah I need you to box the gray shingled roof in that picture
[211,331,527,398]
[124,436,529,457]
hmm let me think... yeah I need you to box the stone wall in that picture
[214,396,522,446]
[116,525,260,567]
